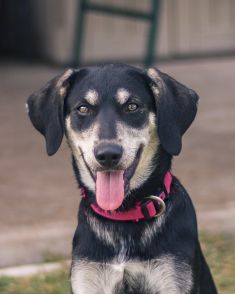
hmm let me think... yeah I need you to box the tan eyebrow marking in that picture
[84,89,99,105]
[116,88,130,105]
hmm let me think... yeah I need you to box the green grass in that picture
[0,267,70,294]
[0,233,234,293]
[200,233,235,294]
[42,252,67,263]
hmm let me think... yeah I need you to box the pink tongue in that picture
[96,171,124,210]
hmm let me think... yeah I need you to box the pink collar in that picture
[80,171,172,222]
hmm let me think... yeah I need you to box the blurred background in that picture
[0,0,235,293]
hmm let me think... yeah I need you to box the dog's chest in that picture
[71,256,192,294]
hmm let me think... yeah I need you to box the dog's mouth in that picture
[80,146,143,210]
[95,146,143,210]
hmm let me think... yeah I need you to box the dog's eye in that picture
[127,103,139,112]
[77,105,90,115]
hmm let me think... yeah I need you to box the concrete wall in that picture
[33,0,235,64]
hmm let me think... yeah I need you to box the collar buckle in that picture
[143,195,166,218]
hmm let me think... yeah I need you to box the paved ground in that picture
[0,58,235,267]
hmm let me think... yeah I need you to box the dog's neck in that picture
[72,147,172,211]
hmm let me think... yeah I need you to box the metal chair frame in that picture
[73,0,161,66]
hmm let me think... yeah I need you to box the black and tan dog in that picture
[27,64,217,293]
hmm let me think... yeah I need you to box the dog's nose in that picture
[94,144,123,168]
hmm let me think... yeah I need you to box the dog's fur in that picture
[27,64,217,293]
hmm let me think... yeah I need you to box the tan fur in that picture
[129,113,159,190]
[147,68,160,81]
[56,69,74,96]
[65,116,97,192]
[84,89,99,105]
[147,68,163,97]
[115,88,130,105]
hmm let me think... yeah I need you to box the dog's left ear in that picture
[146,68,199,156]
[27,69,76,156]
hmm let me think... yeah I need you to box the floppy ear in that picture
[147,68,199,156]
[27,69,76,156]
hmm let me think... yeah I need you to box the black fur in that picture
[27,64,217,293]
[153,72,199,155]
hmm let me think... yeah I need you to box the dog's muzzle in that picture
[94,143,123,169]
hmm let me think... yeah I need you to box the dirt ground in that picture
[0,58,235,267]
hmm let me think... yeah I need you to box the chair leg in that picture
[73,0,87,66]
[144,0,161,67]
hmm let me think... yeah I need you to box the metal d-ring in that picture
[146,195,166,217]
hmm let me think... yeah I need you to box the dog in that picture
[27,64,217,293]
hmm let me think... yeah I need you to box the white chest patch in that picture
[71,256,192,294]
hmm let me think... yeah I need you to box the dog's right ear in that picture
[27,69,77,156]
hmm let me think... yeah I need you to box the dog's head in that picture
[27,64,198,210]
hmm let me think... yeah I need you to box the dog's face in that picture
[65,66,159,209]
[27,64,198,210]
